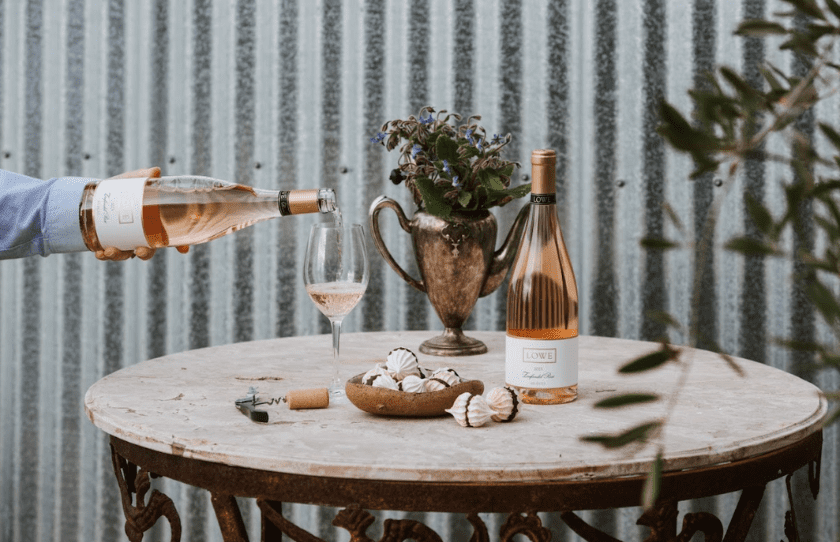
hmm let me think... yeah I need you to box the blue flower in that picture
[443,159,451,174]
[465,129,474,144]
[370,132,387,144]
[476,138,484,151]
[411,144,422,159]
[492,133,504,145]
[420,113,434,125]
[452,175,460,187]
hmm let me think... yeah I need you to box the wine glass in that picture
[303,223,369,399]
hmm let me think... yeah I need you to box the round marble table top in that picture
[85,331,826,484]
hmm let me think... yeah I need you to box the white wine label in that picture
[505,335,578,388]
[91,178,149,250]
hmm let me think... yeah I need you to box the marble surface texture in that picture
[85,331,827,483]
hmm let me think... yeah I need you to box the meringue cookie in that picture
[485,386,519,422]
[370,371,398,390]
[445,392,494,428]
[397,375,426,393]
[362,364,390,386]
[386,347,423,380]
[425,370,460,392]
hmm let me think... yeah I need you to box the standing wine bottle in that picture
[505,149,579,405]
[78,175,337,252]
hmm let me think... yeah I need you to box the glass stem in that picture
[330,318,342,392]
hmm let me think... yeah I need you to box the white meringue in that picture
[425,370,460,392]
[370,371,398,390]
[485,386,519,422]
[433,367,461,381]
[362,364,390,386]
[445,392,494,428]
[386,347,423,380]
[397,375,426,393]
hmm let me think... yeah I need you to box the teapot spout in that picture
[479,203,530,298]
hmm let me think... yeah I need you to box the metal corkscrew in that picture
[234,386,329,423]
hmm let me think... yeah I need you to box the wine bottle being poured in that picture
[505,149,579,405]
[78,175,337,252]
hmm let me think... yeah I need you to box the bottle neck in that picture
[531,149,556,195]
[278,188,336,216]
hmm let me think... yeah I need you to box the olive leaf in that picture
[594,394,659,409]
[619,347,677,374]
[641,450,664,511]
[582,421,662,449]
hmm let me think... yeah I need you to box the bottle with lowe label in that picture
[79,175,337,252]
[505,149,578,404]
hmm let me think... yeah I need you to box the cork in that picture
[287,189,321,215]
[531,149,556,194]
[285,388,330,410]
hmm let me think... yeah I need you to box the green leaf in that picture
[594,393,660,409]
[827,0,840,19]
[781,0,826,20]
[500,163,516,177]
[662,202,685,234]
[457,190,472,208]
[744,193,775,236]
[735,19,789,36]
[760,67,787,92]
[435,134,460,163]
[582,421,662,449]
[619,348,675,373]
[641,451,664,511]
[819,123,840,151]
[640,237,680,250]
[482,172,505,191]
[774,338,823,352]
[804,278,840,325]
[645,310,683,333]
[720,66,766,105]
[414,177,452,219]
[724,236,780,256]
[499,182,532,201]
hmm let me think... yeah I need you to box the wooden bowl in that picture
[345,373,485,417]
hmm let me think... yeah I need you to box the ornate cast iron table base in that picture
[108,430,822,542]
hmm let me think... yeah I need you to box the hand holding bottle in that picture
[93,167,189,261]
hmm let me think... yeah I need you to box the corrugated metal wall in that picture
[0,0,837,541]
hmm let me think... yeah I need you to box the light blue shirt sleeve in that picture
[0,169,94,259]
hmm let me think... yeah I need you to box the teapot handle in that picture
[368,196,426,293]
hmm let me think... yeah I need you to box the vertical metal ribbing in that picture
[404,0,429,332]
[739,0,766,365]
[233,0,256,343]
[691,0,717,352]
[100,2,125,540]
[639,0,668,343]
[546,0,569,211]
[190,0,212,349]
[452,0,473,117]
[275,0,298,338]
[20,2,42,540]
[319,0,341,335]
[496,0,522,332]
[788,12,818,541]
[590,0,617,339]
[361,0,385,333]
[453,0,476,333]
[60,1,85,540]
[147,0,168,360]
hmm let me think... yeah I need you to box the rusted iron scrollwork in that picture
[110,444,181,542]
[257,503,548,542]
[562,502,722,542]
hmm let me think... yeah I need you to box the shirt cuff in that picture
[44,177,93,255]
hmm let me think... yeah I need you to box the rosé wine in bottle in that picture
[505,149,579,405]
[79,175,337,252]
